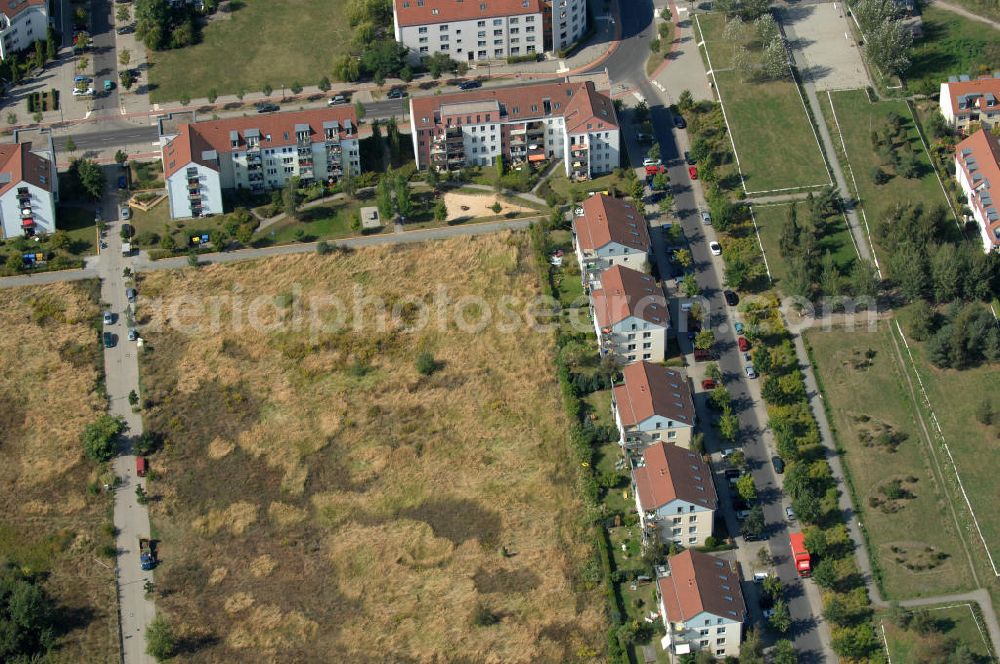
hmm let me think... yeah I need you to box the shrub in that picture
[145,617,176,661]
[415,351,438,375]
[81,414,125,461]
[316,240,333,255]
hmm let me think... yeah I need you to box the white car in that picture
[709,241,722,256]
[745,365,758,379]
[642,158,662,167]
[73,87,94,96]
[701,210,712,225]
[785,506,795,521]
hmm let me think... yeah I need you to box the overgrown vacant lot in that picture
[148,0,351,102]
[139,233,605,663]
[805,324,975,599]
[0,281,117,662]
[696,13,830,193]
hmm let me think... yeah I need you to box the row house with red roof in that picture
[0,135,57,239]
[158,108,360,220]
[613,361,695,449]
[589,264,669,363]
[392,0,586,61]
[955,128,1000,252]
[939,74,1000,132]
[632,442,716,547]
[0,0,48,61]
[409,80,619,180]
[572,193,651,289]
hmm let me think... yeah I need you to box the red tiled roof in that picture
[3,0,46,20]
[633,442,716,512]
[591,265,668,329]
[573,194,650,253]
[943,76,1000,118]
[410,81,618,132]
[162,107,358,178]
[0,142,52,196]
[956,128,1000,249]
[658,550,746,623]
[394,0,543,27]
[613,361,694,428]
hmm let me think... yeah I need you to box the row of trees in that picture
[135,0,199,51]
[870,112,923,183]
[853,0,913,76]
[909,300,1000,369]
[723,15,790,83]
[0,26,59,87]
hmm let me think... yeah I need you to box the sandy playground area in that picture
[443,192,534,221]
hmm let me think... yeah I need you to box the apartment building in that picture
[939,74,1000,131]
[410,80,619,180]
[0,0,47,61]
[613,361,695,449]
[159,108,360,220]
[573,193,651,288]
[955,128,1000,252]
[657,550,746,660]
[0,136,58,239]
[392,0,586,60]
[590,264,669,364]
[632,443,716,547]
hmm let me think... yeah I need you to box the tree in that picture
[792,489,822,524]
[120,69,135,90]
[361,39,408,81]
[261,82,273,97]
[394,174,412,218]
[81,414,124,462]
[694,329,715,350]
[831,623,880,660]
[673,248,692,268]
[677,89,693,113]
[72,158,106,199]
[849,259,879,299]
[341,165,357,199]
[434,198,448,222]
[207,88,218,104]
[812,557,838,589]
[119,48,131,67]
[682,273,700,298]
[179,93,191,106]
[890,243,930,301]
[761,37,789,80]
[739,628,765,664]
[819,251,843,297]
[283,176,301,220]
[128,390,139,407]
[976,400,994,426]
[718,405,740,442]
[864,20,912,76]
[754,13,779,46]
[742,0,771,20]
[145,617,176,661]
[647,142,661,162]
[772,639,797,664]
[723,15,746,43]
[332,54,361,82]
[65,136,77,153]
[710,384,731,410]
[651,171,668,191]
[769,599,792,633]
[117,4,131,22]
[930,242,961,303]
[290,81,303,95]
[736,473,757,503]
[733,45,755,82]
[114,149,128,166]
[628,177,644,203]
[318,76,331,92]
[376,173,394,221]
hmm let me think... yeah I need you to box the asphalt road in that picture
[97,167,157,664]
[364,97,407,121]
[89,0,122,115]
[56,124,158,152]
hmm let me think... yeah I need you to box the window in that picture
[493,18,502,24]
[478,40,486,47]
[419,37,428,43]
[526,15,534,21]
[420,46,429,53]
[478,30,485,36]
[700,640,709,647]
[440,24,448,30]
[716,650,726,656]
[511,46,519,52]
[689,537,697,543]
[440,34,449,41]
[431,7,438,13]
[699,629,709,636]
[716,638,726,644]
[510,16,519,23]
[642,342,651,349]
[477,20,486,26]
[627,355,635,361]
[689,515,696,522]
[494,29,503,35]
[643,332,651,338]
[642,353,651,359]
[627,333,636,340]
[672,517,681,524]
[510,27,519,34]
[418,26,428,33]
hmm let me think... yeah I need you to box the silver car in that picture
[701,210,712,225]
[745,365,757,379]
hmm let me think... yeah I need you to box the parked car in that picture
[688,165,698,179]
[127,327,138,341]
[125,287,137,303]
[694,349,713,361]
[738,336,750,352]
[327,94,349,105]
[772,455,785,474]
[700,210,712,225]
[121,223,133,238]
[684,151,696,165]
[701,378,716,390]
[673,114,686,129]
[103,311,114,325]
[116,24,134,35]
[458,79,482,90]
[636,132,653,144]
[255,102,279,113]
[117,175,127,189]
[734,321,745,333]
[102,332,115,348]
[785,506,796,521]
[103,79,114,92]
[724,290,739,306]
[643,157,662,167]
[745,364,758,379]
[120,205,131,220]
[387,87,408,99]
[74,75,91,84]
[709,241,722,256]
[73,87,94,96]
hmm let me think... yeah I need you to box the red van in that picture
[136,457,147,477]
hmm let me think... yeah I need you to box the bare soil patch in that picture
[443,192,533,222]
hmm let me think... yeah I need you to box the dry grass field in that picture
[138,232,606,663]
[0,281,118,662]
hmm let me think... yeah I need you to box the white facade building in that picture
[573,193,651,288]
[590,264,669,364]
[392,0,585,60]
[612,361,695,449]
[0,136,58,239]
[939,74,1000,131]
[160,108,361,220]
[657,550,746,660]
[0,0,48,62]
[954,128,1000,252]
[632,443,716,547]
[410,80,618,180]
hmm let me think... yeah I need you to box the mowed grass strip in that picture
[892,305,1000,572]
[881,603,995,663]
[697,13,830,193]
[148,0,352,102]
[0,281,118,662]
[822,89,951,221]
[805,325,976,599]
[138,232,606,663]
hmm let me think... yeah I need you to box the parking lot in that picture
[779,2,871,91]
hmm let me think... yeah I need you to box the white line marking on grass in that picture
[745,183,829,196]
[748,205,773,284]
[880,622,894,664]
[926,603,994,656]
[786,53,834,189]
[893,320,1000,577]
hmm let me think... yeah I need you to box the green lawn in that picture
[805,324,977,599]
[257,200,364,244]
[820,90,951,220]
[147,0,351,102]
[904,5,1000,96]
[130,160,164,190]
[892,304,1000,572]
[547,171,626,202]
[57,205,98,255]
[696,13,830,194]
[881,603,995,663]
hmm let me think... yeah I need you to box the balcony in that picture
[188,190,201,200]
[187,176,200,186]
[510,126,527,135]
